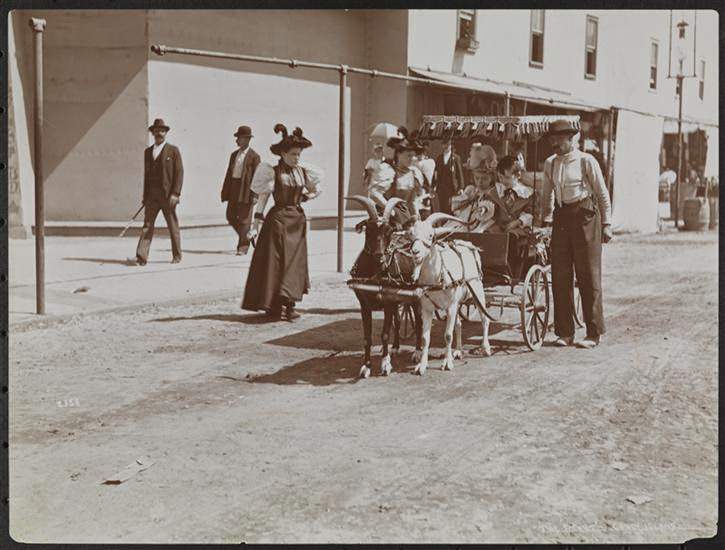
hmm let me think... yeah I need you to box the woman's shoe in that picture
[285,305,301,321]
[265,307,282,320]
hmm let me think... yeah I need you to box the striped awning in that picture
[418,115,581,142]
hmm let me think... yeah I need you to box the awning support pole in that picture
[337,66,348,273]
[606,108,615,199]
[503,92,511,155]
[30,18,46,315]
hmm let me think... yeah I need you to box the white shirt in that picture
[152,141,166,160]
[542,149,612,225]
[443,149,452,165]
[231,147,248,178]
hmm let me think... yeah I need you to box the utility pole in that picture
[675,74,684,228]
[30,17,46,314]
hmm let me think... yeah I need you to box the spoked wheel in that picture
[401,304,417,340]
[572,283,584,328]
[520,264,550,351]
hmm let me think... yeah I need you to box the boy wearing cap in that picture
[134,118,184,265]
[221,125,261,255]
[542,119,613,349]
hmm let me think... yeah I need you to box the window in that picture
[649,40,658,90]
[698,59,705,100]
[530,10,545,67]
[456,10,478,53]
[584,16,598,79]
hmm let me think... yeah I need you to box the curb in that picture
[10,272,350,333]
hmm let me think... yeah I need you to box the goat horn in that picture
[425,213,468,228]
[382,197,405,221]
[344,195,378,221]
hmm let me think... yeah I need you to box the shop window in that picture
[456,9,479,53]
[649,40,658,90]
[584,16,598,79]
[530,10,545,67]
[698,59,705,100]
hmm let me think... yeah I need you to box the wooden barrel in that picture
[709,197,719,229]
[683,198,710,231]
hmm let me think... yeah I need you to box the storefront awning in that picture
[418,114,581,141]
[409,67,607,113]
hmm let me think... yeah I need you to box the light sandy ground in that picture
[9,230,718,543]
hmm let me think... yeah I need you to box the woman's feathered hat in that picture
[270,124,313,156]
[386,126,425,154]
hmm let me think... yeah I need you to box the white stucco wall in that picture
[407,9,718,124]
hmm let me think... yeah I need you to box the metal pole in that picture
[606,107,615,199]
[675,74,684,228]
[337,66,348,273]
[30,18,46,315]
[668,10,673,78]
[503,92,511,156]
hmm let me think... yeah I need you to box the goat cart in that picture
[417,113,587,351]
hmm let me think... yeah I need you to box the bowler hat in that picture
[148,118,170,132]
[545,119,579,137]
[234,125,253,138]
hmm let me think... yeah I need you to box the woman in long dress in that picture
[242,124,323,321]
[367,126,427,224]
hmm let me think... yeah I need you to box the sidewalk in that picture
[9,226,364,328]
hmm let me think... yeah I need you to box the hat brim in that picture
[234,132,253,138]
[545,128,578,138]
[270,140,312,156]
[149,125,170,132]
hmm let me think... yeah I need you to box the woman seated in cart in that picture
[450,143,499,231]
[367,126,428,224]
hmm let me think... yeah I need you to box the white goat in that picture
[391,213,492,375]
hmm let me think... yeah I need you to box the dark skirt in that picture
[241,205,310,311]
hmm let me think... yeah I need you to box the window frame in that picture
[529,9,545,68]
[456,9,476,42]
[649,39,658,92]
[455,9,479,53]
[698,59,705,100]
[584,15,598,80]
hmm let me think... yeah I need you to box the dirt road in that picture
[9,230,718,543]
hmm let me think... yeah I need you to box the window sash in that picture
[586,17,598,48]
[531,10,544,33]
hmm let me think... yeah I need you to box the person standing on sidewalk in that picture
[431,137,464,214]
[134,118,184,265]
[542,120,613,349]
[220,125,261,255]
[241,124,323,321]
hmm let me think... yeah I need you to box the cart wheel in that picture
[572,283,584,328]
[521,264,550,351]
[401,304,417,340]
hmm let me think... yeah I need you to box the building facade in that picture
[7,9,719,237]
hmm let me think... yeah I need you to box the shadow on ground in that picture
[150,313,273,325]
[63,257,157,266]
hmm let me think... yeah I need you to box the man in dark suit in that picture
[220,125,261,255]
[431,137,465,214]
[134,118,184,265]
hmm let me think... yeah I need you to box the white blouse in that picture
[250,161,324,196]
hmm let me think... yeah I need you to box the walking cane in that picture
[118,203,145,237]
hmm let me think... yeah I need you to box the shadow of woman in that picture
[150,313,280,325]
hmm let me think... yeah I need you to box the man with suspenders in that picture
[542,120,613,349]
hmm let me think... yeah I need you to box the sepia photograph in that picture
[5,6,719,544]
